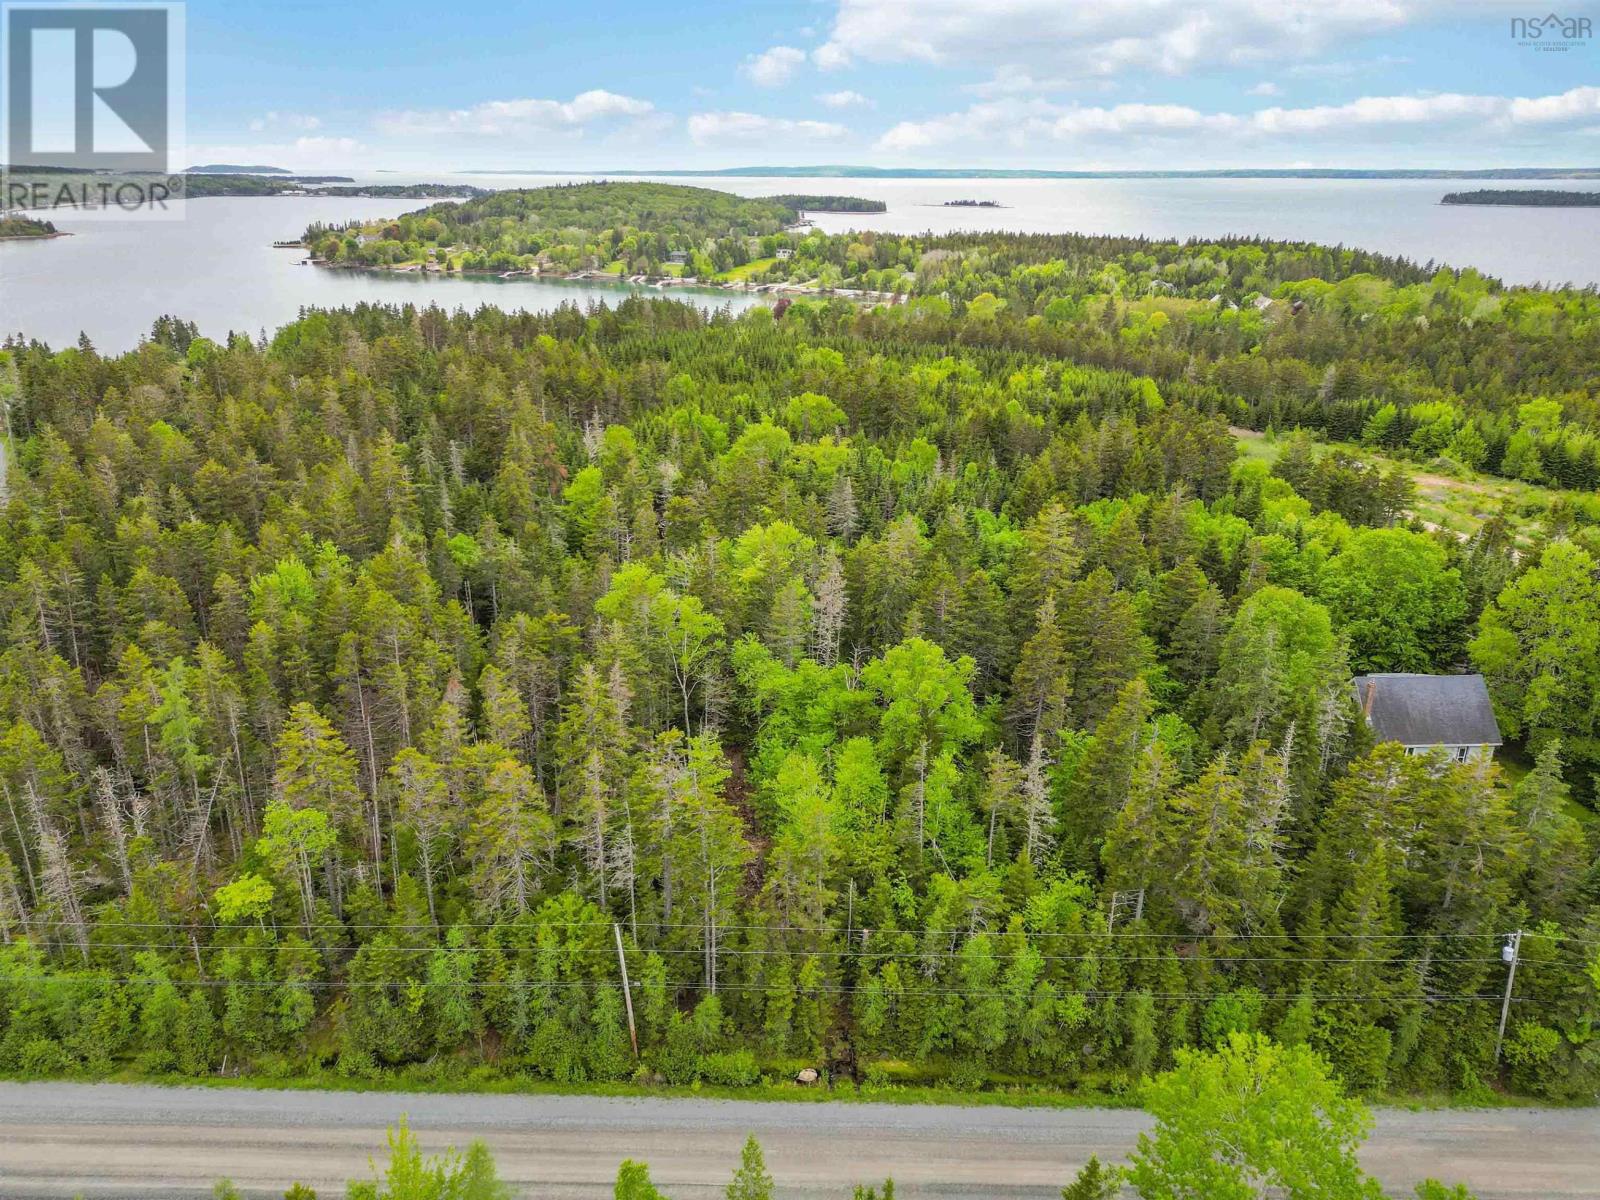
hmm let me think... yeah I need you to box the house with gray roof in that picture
[1353,673,1502,763]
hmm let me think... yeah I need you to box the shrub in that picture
[16,1037,70,1076]
[699,1049,758,1087]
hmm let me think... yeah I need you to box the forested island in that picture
[0,214,58,239]
[770,194,887,213]
[2,170,1600,1108]
[1442,189,1600,207]
[943,199,1002,207]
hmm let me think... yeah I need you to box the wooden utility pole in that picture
[1494,929,1522,1065]
[613,922,639,1058]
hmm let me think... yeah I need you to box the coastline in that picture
[300,254,906,304]
[1440,199,1600,208]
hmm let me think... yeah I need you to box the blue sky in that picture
[183,0,1600,171]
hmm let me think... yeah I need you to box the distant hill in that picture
[506,164,1600,181]
[185,163,293,175]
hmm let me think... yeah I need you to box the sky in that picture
[181,0,1600,172]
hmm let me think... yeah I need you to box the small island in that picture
[769,194,886,213]
[0,213,60,239]
[942,199,1003,207]
[1442,189,1600,207]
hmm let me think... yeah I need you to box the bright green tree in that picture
[1318,528,1465,671]
[726,1135,773,1200]
[1126,1034,1384,1200]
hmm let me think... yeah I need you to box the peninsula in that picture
[0,212,60,239]
[296,180,900,299]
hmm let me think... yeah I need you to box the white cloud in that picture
[1248,82,1281,97]
[249,111,322,133]
[292,136,361,156]
[812,41,853,71]
[375,90,655,137]
[879,98,1229,151]
[1286,55,1414,79]
[740,45,807,88]
[876,85,1600,152]
[817,89,872,109]
[822,0,1511,80]
[1248,93,1504,134]
[687,111,849,145]
[963,71,1108,98]
[187,136,364,170]
[1509,86,1600,124]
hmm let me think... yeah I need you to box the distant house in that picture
[774,248,793,261]
[1353,673,1502,763]
[667,250,689,265]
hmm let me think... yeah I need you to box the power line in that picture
[18,916,1586,943]
[0,975,1556,1005]
[3,940,1528,968]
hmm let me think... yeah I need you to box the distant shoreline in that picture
[467,165,1600,181]
[1439,200,1600,208]
[301,255,903,304]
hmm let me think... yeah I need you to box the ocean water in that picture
[0,195,762,352]
[4,175,1597,353]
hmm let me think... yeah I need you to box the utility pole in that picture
[613,922,639,1059]
[1494,929,1522,1065]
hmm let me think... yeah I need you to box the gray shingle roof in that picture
[1352,673,1502,748]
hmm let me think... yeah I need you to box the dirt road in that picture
[0,1082,1594,1198]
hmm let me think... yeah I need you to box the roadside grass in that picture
[1,1065,1126,1109]
[0,1063,1557,1111]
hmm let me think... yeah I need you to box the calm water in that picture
[455,173,1600,291]
[0,195,763,352]
[5,176,1599,353]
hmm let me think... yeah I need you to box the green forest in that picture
[769,195,889,213]
[306,183,805,275]
[1,191,1598,1104]
[1441,190,1600,207]
[0,214,57,239]
[310,183,1600,499]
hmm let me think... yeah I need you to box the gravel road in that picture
[0,1082,1594,1199]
